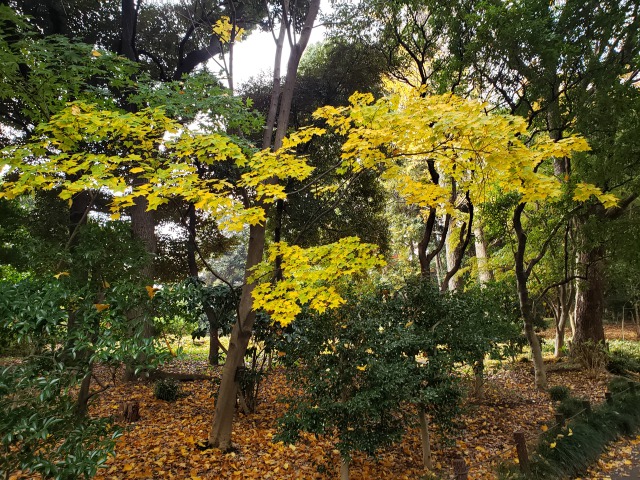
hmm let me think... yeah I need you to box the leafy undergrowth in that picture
[71,357,610,480]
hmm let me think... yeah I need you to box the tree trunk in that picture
[206,309,220,366]
[75,370,92,418]
[418,408,432,469]
[207,0,320,450]
[474,220,494,284]
[573,245,606,346]
[553,283,573,357]
[513,204,547,389]
[445,224,462,291]
[340,456,350,480]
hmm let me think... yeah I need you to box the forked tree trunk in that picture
[207,0,320,450]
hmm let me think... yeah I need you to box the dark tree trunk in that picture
[187,202,198,277]
[206,307,221,366]
[573,245,606,346]
[513,204,547,389]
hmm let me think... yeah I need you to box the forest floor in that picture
[86,326,639,480]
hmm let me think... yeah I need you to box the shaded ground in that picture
[87,357,610,480]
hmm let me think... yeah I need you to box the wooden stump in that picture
[121,401,140,422]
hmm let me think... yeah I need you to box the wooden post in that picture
[452,456,468,480]
[605,391,613,404]
[514,431,530,473]
[581,400,591,415]
[555,413,565,428]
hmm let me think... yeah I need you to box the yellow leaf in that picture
[146,285,157,299]
[356,365,367,371]
[91,50,102,57]
[110,212,121,221]
[123,463,133,472]
[541,425,548,432]
[53,272,70,279]
[94,303,110,312]
[568,428,573,436]
[550,442,556,448]
[71,105,81,115]
[130,167,144,174]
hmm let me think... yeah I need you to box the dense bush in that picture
[548,385,571,402]
[154,378,181,402]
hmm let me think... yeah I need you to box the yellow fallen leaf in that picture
[356,365,367,371]
[146,285,157,298]
[550,442,556,448]
[123,463,134,472]
[541,425,548,432]
[94,303,110,312]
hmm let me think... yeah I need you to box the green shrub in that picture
[154,378,180,401]
[548,385,570,402]
[557,396,585,418]
[609,376,637,394]
[607,350,640,375]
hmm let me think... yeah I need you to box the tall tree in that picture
[207,0,321,450]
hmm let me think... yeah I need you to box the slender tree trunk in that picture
[208,0,320,450]
[445,224,462,291]
[554,283,573,357]
[573,245,606,346]
[340,456,350,480]
[474,219,494,284]
[418,408,432,469]
[513,204,547,389]
[75,370,92,418]
[206,308,220,366]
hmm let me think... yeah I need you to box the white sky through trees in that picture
[228,2,329,87]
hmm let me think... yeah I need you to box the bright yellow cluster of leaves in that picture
[250,237,385,326]
[314,87,600,212]
[212,16,245,43]
[0,103,321,232]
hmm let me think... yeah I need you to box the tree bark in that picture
[207,0,320,450]
[573,245,606,346]
[340,456,350,480]
[473,219,494,284]
[208,224,265,449]
[206,308,221,366]
[418,408,432,469]
[513,204,547,389]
